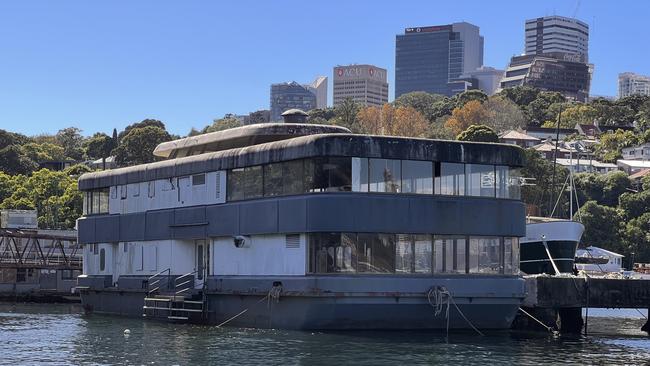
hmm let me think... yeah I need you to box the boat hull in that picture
[79,275,525,330]
[520,221,584,275]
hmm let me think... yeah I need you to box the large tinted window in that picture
[309,232,356,273]
[436,162,465,196]
[395,234,414,273]
[466,164,495,197]
[309,157,352,192]
[469,237,502,274]
[227,166,263,201]
[357,233,395,273]
[369,159,401,193]
[283,160,305,195]
[351,157,369,192]
[402,160,433,194]
[263,163,283,197]
[434,236,466,274]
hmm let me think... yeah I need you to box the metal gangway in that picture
[0,228,81,269]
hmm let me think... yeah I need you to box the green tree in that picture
[619,190,650,220]
[0,129,29,147]
[307,107,337,123]
[393,91,446,122]
[64,164,93,176]
[578,200,625,253]
[85,133,115,170]
[600,171,631,207]
[590,98,636,126]
[0,145,38,175]
[204,117,242,133]
[456,124,499,142]
[482,95,526,132]
[331,98,361,132]
[623,212,650,263]
[55,127,85,160]
[526,92,566,125]
[113,126,171,166]
[520,148,569,217]
[594,129,639,163]
[498,86,540,108]
[118,119,166,140]
[20,142,66,163]
[248,110,270,124]
[637,99,650,131]
[454,89,488,108]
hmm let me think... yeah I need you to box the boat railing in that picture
[174,270,198,296]
[147,268,171,295]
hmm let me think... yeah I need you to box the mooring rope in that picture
[427,286,484,336]
[217,286,282,328]
[518,307,559,336]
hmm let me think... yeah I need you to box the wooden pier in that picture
[513,275,650,334]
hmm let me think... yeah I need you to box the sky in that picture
[0,0,649,137]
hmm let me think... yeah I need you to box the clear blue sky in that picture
[0,0,648,137]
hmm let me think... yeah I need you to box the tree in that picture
[519,148,569,217]
[619,190,650,220]
[454,89,488,108]
[623,212,650,263]
[637,99,650,131]
[307,108,336,123]
[0,145,38,175]
[357,104,428,137]
[0,129,29,147]
[331,99,361,132]
[481,95,526,132]
[526,91,566,125]
[118,119,166,140]
[248,110,270,124]
[600,171,631,207]
[85,133,115,170]
[444,100,489,135]
[204,117,242,133]
[64,164,93,176]
[55,127,85,160]
[393,91,446,122]
[594,129,639,163]
[590,98,635,126]
[578,200,625,253]
[113,126,171,166]
[457,124,499,143]
[542,104,598,127]
[498,86,540,107]
[20,142,66,163]
[0,172,19,203]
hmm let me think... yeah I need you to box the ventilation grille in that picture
[285,234,300,249]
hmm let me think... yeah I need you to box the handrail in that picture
[147,268,171,295]
[174,270,198,296]
[147,268,171,282]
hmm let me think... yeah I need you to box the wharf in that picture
[513,275,650,334]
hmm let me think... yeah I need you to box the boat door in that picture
[195,239,209,289]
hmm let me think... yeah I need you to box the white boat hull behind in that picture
[520,220,585,275]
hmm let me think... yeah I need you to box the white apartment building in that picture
[333,64,389,107]
[619,72,650,98]
[459,66,504,96]
[525,16,589,61]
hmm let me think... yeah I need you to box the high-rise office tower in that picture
[306,76,328,109]
[619,72,650,98]
[270,82,317,122]
[395,22,484,97]
[525,16,589,61]
[333,64,389,107]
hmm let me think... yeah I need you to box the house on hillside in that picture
[617,159,650,174]
[621,143,650,161]
[524,127,578,141]
[498,130,541,148]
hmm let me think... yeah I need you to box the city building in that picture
[525,16,589,61]
[500,52,591,102]
[395,22,484,97]
[621,143,650,161]
[459,66,504,96]
[333,64,389,107]
[619,72,650,98]
[306,76,328,109]
[270,82,317,122]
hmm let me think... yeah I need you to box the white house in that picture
[575,246,624,273]
[621,143,650,161]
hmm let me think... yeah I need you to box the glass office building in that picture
[270,82,317,122]
[395,22,484,98]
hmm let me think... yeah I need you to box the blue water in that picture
[0,303,648,365]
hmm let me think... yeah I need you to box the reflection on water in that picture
[0,303,648,365]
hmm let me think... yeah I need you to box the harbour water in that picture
[0,303,648,365]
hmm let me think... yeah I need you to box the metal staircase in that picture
[142,269,207,322]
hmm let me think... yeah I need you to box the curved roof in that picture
[79,134,525,190]
[281,109,309,116]
[153,123,350,158]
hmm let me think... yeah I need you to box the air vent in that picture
[285,234,300,249]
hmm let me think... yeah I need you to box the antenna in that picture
[573,0,581,18]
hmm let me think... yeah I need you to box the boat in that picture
[76,121,528,330]
[520,217,584,274]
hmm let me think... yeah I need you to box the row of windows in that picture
[308,233,519,275]
[84,189,109,215]
[227,157,521,201]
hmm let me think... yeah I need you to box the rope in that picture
[217,285,282,328]
[518,307,559,336]
[427,286,484,336]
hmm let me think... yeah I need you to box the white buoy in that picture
[124,329,131,335]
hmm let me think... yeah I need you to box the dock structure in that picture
[513,275,650,334]
[0,228,81,301]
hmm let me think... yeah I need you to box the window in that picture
[434,236,466,274]
[192,174,206,186]
[436,162,465,196]
[309,233,356,273]
[369,159,401,193]
[466,164,495,197]
[352,157,369,192]
[131,183,140,197]
[227,166,263,201]
[263,163,283,197]
[99,248,106,272]
[120,185,128,199]
[496,166,521,199]
[402,160,433,194]
[395,234,414,273]
[148,181,155,198]
[309,157,352,192]
[469,237,502,274]
[357,233,395,273]
[282,160,305,195]
[162,178,175,192]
